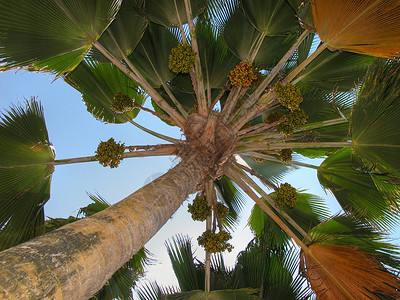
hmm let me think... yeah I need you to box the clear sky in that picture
[0,69,348,297]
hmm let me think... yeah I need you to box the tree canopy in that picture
[1,0,400,299]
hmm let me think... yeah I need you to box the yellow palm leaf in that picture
[301,245,400,300]
[311,0,400,58]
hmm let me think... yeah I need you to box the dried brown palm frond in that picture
[301,245,400,300]
[311,0,400,59]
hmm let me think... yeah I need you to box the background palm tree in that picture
[136,234,313,300]
[0,0,400,299]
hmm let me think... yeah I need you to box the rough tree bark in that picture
[0,157,209,299]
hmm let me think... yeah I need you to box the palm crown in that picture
[1,0,400,299]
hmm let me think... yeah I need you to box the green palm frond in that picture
[241,155,294,185]
[65,59,146,123]
[200,0,238,34]
[166,288,262,299]
[295,32,316,66]
[127,23,179,88]
[286,0,314,30]
[214,176,246,229]
[196,20,240,89]
[136,281,165,300]
[221,7,297,68]
[234,239,312,299]
[240,0,299,35]
[78,192,110,217]
[138,0,208,27]
[88,0,148,62]
[45,216,80,232]
[0,98,54,250]
[352,59,400,173]
[0,0,122,75]
[249,192,330,244]
[294,83,351,157]
[295,49,375,91]
[165,235,202,292]
[317,148,400,230]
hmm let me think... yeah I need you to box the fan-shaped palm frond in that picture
[302,245,400,300]
[352,60,400,173]
[301,213,400,299]
[214,176,246,228]
[249,192,330,245]
[88,0,148,62]
[317,148,399,230]
[166,235,202,292]
[0,99,54,250]
[0,0,122,75]
[65,59,146,123]
[311,0,400,59]
[295,49,374,91]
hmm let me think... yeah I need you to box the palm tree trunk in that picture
[0,157,209,299]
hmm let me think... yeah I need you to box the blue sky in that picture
[0,69,352,295]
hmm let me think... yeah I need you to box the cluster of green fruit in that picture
[95,138,125,168]
[276,108,308,136]
[111,92,134,114]
[215,202,229,219]
[228,61,258,87]
[279,149,293,163]
[197,230,233,253]
[273,82,308,136]
[168,44,196,73]
[274,82,303,111]
[275,183,298,209]
[188,193,211,221]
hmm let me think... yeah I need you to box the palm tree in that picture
[136,234,313,299]
[1,0,400,299]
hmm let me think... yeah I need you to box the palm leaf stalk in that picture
[225,165,356,300]
[0,144,177,168]
[125,118,180,144]
[245,153,319,170]
[204,180,214,293]
[237,141,353,153]
[1,1,400,298]
[232,160,311,242]
[184,0,207,116]
[238,114,348,143]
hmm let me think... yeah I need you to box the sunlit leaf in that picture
[0,0,122,74]
[311,0,400,59]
